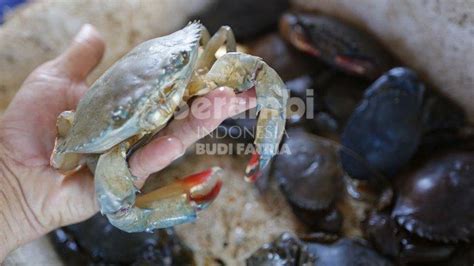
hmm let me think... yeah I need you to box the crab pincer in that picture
[202,52,288,182]
[95,143,223,232]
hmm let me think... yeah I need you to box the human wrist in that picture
[0,145,43,261]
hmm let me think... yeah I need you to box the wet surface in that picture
[393,151,474,242]
[341,68,425,180]
[50,214,194,265]
[273,128,343,211]
[247,234,393,266]
[305,238,393,266]
[246,233,315,265]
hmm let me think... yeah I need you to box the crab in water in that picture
[50,22,288,232]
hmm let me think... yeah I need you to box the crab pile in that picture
[227,11,472,266]
[51,3,473,265]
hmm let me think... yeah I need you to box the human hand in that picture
[0,24,255,259]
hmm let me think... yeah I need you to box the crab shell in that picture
[340,68,425,180]
[58,22,203,154]
[273,128,343,211]
[393,151,474,242]
[305,238,393,266]
[246,233,316,265]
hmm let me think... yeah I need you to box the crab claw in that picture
[334,55,372,76]
[181,167,223,210]
[279,13,320,57]
[95,143,224,232]
[244,151,262,182]
[136,167,223,211]
[279,12,394,79]
[205,52,288,184]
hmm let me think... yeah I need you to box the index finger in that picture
[129,87,256,184]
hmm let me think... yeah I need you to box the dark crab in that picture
[247,233,393,266]
[279,12,394,79]
[221,19,375,142]
[363,211,457,264]
[305,238,393,266]
[273,128,343,210]
[246,233,316,265]
[272,128,344,232]
[392,151,474,243]
[363,151,474,263]
[340,67,425,180]
[50,214,193,265]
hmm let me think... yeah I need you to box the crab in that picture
[279,12,394,80]
[247,233,392,265]
[50,22,288,232]
[392,151,474,243]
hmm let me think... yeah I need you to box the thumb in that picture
[55,24,105,81]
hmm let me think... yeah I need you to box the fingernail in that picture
[74,24,93,42]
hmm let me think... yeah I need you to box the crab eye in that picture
[180,51,189,65]
[111,106,129,125]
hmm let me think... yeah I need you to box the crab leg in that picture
[50,111,83,174]
[196,25,236,70]
[199,25,211,47]
[95,143,223,232]
[187,26,236,98]
[203,52,288,181]
[186,28,287,181]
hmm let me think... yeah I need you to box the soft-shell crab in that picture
[50,22,288,232]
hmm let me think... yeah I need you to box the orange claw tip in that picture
[244,170,261,183]
[334,55,369,76]
[244,151,261,183]
[180,167,223,209]
[279,14,320,57]
[192,179,223,211]
[179,168,214,188]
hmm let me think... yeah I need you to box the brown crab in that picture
[393,151,474,242]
